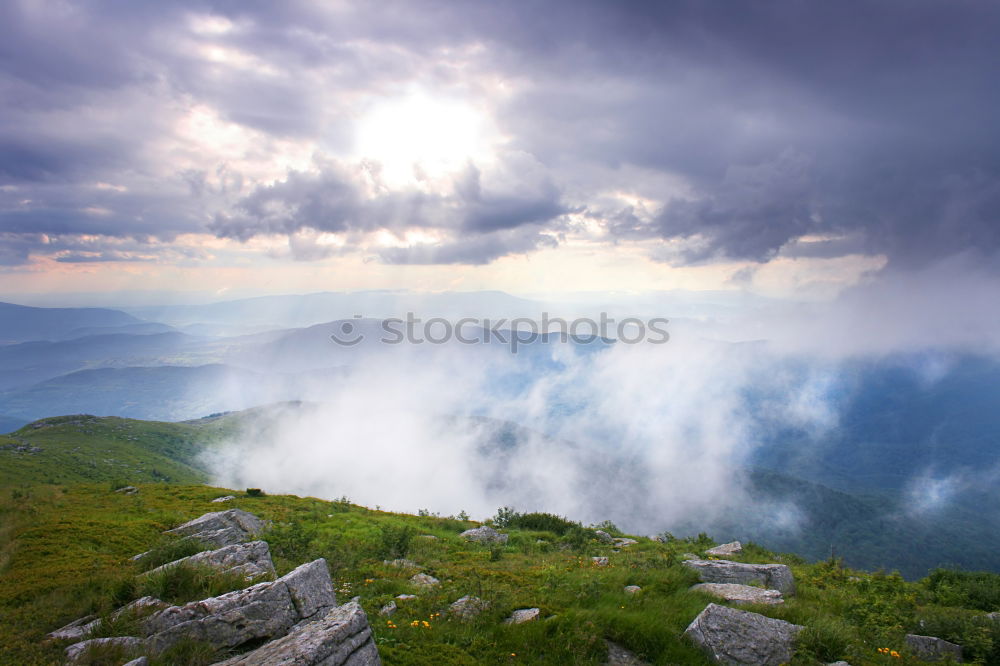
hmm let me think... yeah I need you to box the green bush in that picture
[922,568,1000,611]
[511,512,579,535]
[378,524,415,560]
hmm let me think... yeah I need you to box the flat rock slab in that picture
[683,559,795,596]
[705,541,743,557]
[166,508,268,548]
[142,540,275,580]
[905,634,963,662]
[614,538,639,548]
[691,583,784,605]
[48,614,100,642]
[214,602,381,666]
[684,603,803,665]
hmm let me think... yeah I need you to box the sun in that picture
[353,91,497,188]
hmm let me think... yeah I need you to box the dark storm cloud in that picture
[1,0,998,267]
[211,161,570,263]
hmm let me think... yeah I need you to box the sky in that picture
[1,0,998,301]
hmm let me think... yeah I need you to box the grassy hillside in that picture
[0,414,228,487]
[0,484,998,665]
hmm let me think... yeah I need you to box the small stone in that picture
[211,495,236,503]
[505,608,540,624]
[418,534,438,540]
[395,594,417,601]
[47,615,100,642]
[624,585,642,595]
[409,573,440,589]
[614,537,639,548]
[705,541,743,557]
[449,595,490,621]
[594,530,614,544]
[379,601,397,617]
[115,485,139,495]
[606,639,649,665]
[122,658,149,666]
[592,556,609,566]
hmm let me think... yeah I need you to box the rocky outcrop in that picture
[683,559,795,596]
[691,583,784,605]
[144,558,335,654]
[48,614,100,642]
[65,636,145,664]
[905,634,963,662]
[165,508,268,548]
[449,595,490,621]
[594,530,615,544]
[213,602,381,666]
[49,597,169,642]
[460,526,509,544]
[684,603,803,665]
[705,541,743,557]
[141,540,275,580]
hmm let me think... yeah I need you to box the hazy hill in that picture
[0,301,146,344]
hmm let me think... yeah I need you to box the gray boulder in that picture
[409,573,440,589]
[624,585,642,595]
[213,602,381,665]
[141,541,275,580]
[211,495,236,503]
[165,508,268,547]
[614,537,639,548]
[606,639,649,665]
[123,658,149,666]
[683,559,795,596]
[684,603,803,665]
[705,541,743,557]
[144,558,335,654]
[691,583,784,605]
[65,637,145,664]
[594,530,615,544]
[449,595,490,621]
[505,608,540,624]
[460,526,509,544]
[378,601,397,617]
[905,634,963,662]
